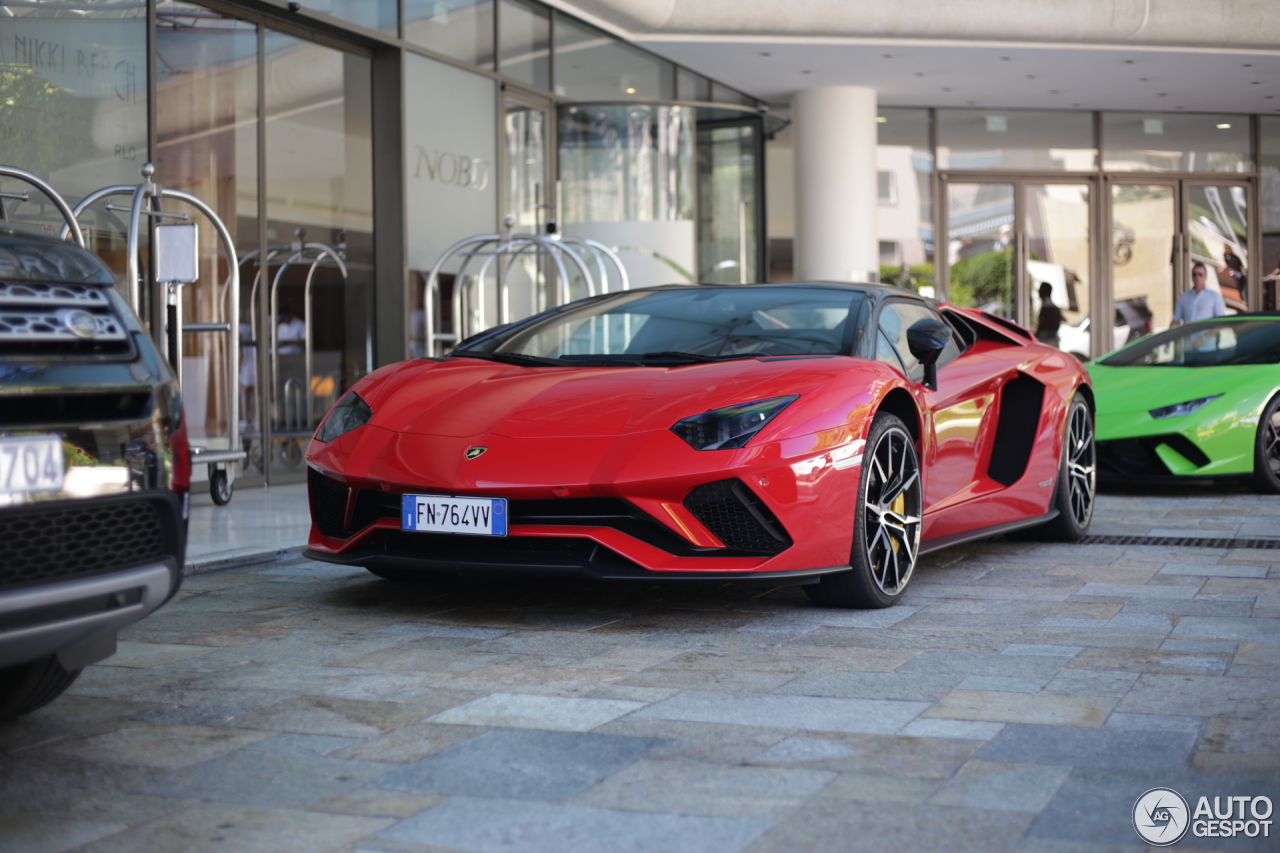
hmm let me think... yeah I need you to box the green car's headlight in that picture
[1149,394,1223,420]
[671,395,799,451]
[315,391,373,441]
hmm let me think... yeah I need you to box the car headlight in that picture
[1149,394,1223,420]
[315,391,373,442]
[671,395,799,451]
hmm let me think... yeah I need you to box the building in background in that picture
[3,0,1278,489]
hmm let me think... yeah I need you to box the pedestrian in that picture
[1035,281,1063,347]
[1172,262,1226,325]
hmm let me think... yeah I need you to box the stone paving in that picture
[2,486,1279,852]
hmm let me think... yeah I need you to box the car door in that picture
[876,300,1002,511]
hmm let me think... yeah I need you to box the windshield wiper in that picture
[451,351,568,367]
[638,351,761,364]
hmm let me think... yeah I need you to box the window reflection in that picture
[877,109,935,295]
[263,35,373,475]
[1026,184,1090,357]
[1111,184,1173,335]
[1263,117,1280,310]
[498,0,550,90]
[0,0,147,231]
[554,17,674,100]
[404,0,494,67]
[938,109,1095,171]
[155,2,258,447]
[947,183,1016,321]
[1103,112,1252,173]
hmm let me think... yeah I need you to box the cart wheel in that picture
[281,439,303,469]
[210,468,233,505]
[248,440,264,473]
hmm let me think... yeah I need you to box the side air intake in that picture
[988,373,1045,487]
[683,479,792,555]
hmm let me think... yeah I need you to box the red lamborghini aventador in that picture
[304,283,1095,608]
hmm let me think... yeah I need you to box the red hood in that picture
[363,356,875,440]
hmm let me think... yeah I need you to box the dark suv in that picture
[0,224,187,720]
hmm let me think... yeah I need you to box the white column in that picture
[791,86,879,283]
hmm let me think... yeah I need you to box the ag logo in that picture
[1134,787,1190,846]
[464,446,488,460]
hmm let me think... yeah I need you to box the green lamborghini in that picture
[1088,314,1280,493]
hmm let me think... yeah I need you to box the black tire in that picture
[0,655,81,721]
[210,468,233,505]
[1251,395,1280,494]
[1028,393,1096,541]
[806,413,922,609]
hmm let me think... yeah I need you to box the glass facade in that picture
[1102,112,1253,172]
[497,0,550,90]
[154,3,258,452]
[554,17,675,101]
[876,108,934,292]
[860,107,1277,361]
[938,109,1095,171]
[1261,117,1280,310]
[404,0,494,67]
[560,104,697,288]
[0,1,147,224]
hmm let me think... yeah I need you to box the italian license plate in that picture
[0,434,65,496]
[401,494,507,536]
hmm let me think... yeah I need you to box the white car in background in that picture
[1056,299,1155,361]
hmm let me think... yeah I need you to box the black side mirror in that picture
[906,318,952,391]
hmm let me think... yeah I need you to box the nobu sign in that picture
[413,145,490,191]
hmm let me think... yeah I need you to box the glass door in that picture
[1184,182,1250,314]
[943,181,1017,320]
[943,179,1097,355]
[504,95,553,316]
[1110,182,1177,345]
[257,33,374,480]
[1025,183,1093,357]
[1108,180,1250,356]
[697,115,764,284]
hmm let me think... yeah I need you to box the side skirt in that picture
[919,510,1059,555]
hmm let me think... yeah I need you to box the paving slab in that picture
[428,692,644,731]
[372,796,771,853]
[376,728,665,802]
[633,690,930,735]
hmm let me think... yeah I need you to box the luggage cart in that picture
[0,166,86,247]
[63,164,247,505]
[261,237,347,468]
[420,233,627,357]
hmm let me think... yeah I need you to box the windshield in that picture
[459,286,865,363]
[1100,318,1280,367]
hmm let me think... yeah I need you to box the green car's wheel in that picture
[1026,393,1096,541]
[806,413,922,609]
[1251,395,1280,494]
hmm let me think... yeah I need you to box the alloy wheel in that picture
[1264,408,1280,478]
[1066,403,1096,526]
[862,425,922,596]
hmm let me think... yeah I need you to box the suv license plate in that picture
[402,494,507,536]
[0,434,65,496]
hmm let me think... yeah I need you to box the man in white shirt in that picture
[1172,262,1227,325]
